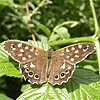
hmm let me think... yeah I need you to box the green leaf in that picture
[0,0,14,6]
[0,93,12,100]
[55,27,70,39]
[67,69,100,100]
[49,34,60,42]
[21,84,31,92]
[59,21,79,28]
[37,23,51,37]
[17,83,69,100]
[53,21,78,32]
[28,40,50,51]
[17,69,100,100]
[36,34,48,42]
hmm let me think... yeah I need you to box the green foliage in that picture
[0,0,100,100]
[0,93,12,100]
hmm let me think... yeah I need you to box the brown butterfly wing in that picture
[55,42,96,64]
[3,40,47,84]
[19,55,47,85]
[48,56,75,85]
[48,42,95,85]
[3,41,45,63]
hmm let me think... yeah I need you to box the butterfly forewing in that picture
[3,41,46,63]
[55,42,96,64]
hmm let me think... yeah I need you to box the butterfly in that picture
[3,40,96,85]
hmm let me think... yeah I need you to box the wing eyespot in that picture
[28,71,34,77]
[60,72,66,78]
[34,74,39,79]
[54,74,59,80]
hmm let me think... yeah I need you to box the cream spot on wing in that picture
[70,58,74,62]
[11,46,13,48]
[30,48,34,52]
[35,52,38,55]
[66,48,69,52]
[75,50,79,53]
[75,55,79,58]
[20,49,24,52]
[78,44,82,49]
[61,53,64,55]
[61,63,66,69]
[83,49,87,52]
[22,57,27,60]
[30,63,35,68]
[68,66,71,70]
[28,80,31,83]
[28,55,31,58]
[86,45,89,48]
[94,46,96,49]
[11,44,14,46]
[66,56,70,59]
[18,53,23,56]
[12,48,16,50]
[17,43,22,47]
[23,64,29,68]
[25,46,29,50]
[83,47,88,52]
[71,47,75,50]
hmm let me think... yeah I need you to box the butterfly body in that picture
[3,40,96,85]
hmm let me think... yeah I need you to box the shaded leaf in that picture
[37,23,51,37]
[67,69,100,100]
[0,93,12,100]
[55,27,70,39]
[49,34,60,42]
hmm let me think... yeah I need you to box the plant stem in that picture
[25,1,36,41]
[30,0,48,17]
[89,0,100,37]
[48,36,97,46]
[95,40,100,74]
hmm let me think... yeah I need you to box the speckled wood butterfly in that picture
[3,40,96,85]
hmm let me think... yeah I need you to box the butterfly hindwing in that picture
[20,55,47,85]
[48,56,75,85]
